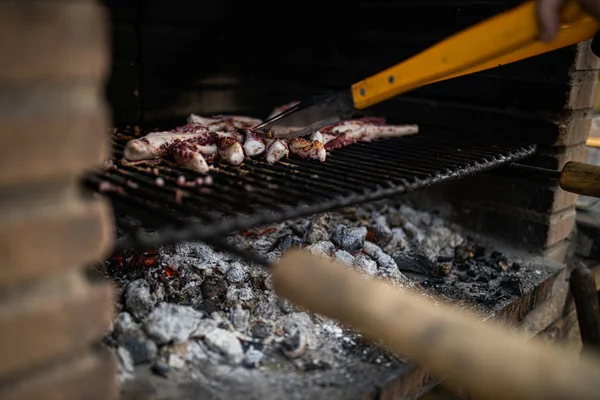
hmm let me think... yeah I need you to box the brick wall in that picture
[0,1,117,399]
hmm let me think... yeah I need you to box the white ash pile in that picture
[104,203,481,385]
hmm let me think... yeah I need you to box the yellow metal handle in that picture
[351,0,597,110]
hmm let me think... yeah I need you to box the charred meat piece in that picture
[217,136,245,166]
[243,130,266,157]
[123,129,210,161]
[172,143,211,174]
[288,137,326,162]
[265,139,289,164]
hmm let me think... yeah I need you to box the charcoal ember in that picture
[404,204,432,225]
[389,204,430,227]
[201,274,228,299]
[500,275,523,296]
[289,220,310,236]
[393,252,440,277]
[476,272,491,283]
[150,362,170,378]
[256,292,286,320]
[384,228,411,254]
[263,274,274,291]
[225,235,253,251]
[334,250,355,266]
[144,303,204,345]
[226,286,255,303]
[474,245,486,260]
[353,254,378,277]
[371,215,393,246]
[300,358,332,371]
[490,251,510,272]
[266,252,279,264]
[185,341,210,362]
[363,241,408,283]
[401,222,425,245]
[278,297,297,314]
[281,331,308,359]
[215,260,231,275]
[199,299,217,314]
[226,262,250,283]
[455,245,475,262]
[306,241,335,259]
[167,242,222,271]
[119,331,158,365]
[439,263,451,277]
[277,312,318,349]
[332,225,367,253]
[243,346,265,368]
[250,321,273,339]
[167,353,186,369]
[117,347,135,384]
[276,235,303,251]
[125,279,155,320]
[252,239,273,253]
[113,312,139,335]
[421,226,458,261]
[191,318,220,338]
[203,328,244,364]
[306,214,330,243]
[229,304,250,332]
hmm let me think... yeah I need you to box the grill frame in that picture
[86,128,536,252]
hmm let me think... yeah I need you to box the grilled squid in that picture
[288,137,327,162]
[123,129,210,161]
[242,130,266,157]
[217,136,245,166]
[172,143,211,174]
[265,139,289,164]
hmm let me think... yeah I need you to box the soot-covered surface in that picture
[103,202,559,400]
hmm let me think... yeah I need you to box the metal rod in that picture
[509,163,562,180]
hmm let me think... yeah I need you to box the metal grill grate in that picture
[86,129,536,251]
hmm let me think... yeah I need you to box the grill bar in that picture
[87,129,536,251]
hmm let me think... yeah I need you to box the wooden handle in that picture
[272,250,600,400]
[350,0,596,109]
[560,161,600,198]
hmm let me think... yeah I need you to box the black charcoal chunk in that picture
[331,225,367,253]
[393,252,439,277]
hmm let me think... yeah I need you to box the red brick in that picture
[0,270,115,380]
[0,348,117,400]
[0,1,109,81]
[0,193,114,287]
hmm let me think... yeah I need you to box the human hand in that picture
[536,0,600,42]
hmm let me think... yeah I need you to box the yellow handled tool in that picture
[252,0,599,139]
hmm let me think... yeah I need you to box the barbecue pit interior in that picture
[2,1,597,400]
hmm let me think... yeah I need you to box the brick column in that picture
[397,42,599,263]
[0,2,117,400]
